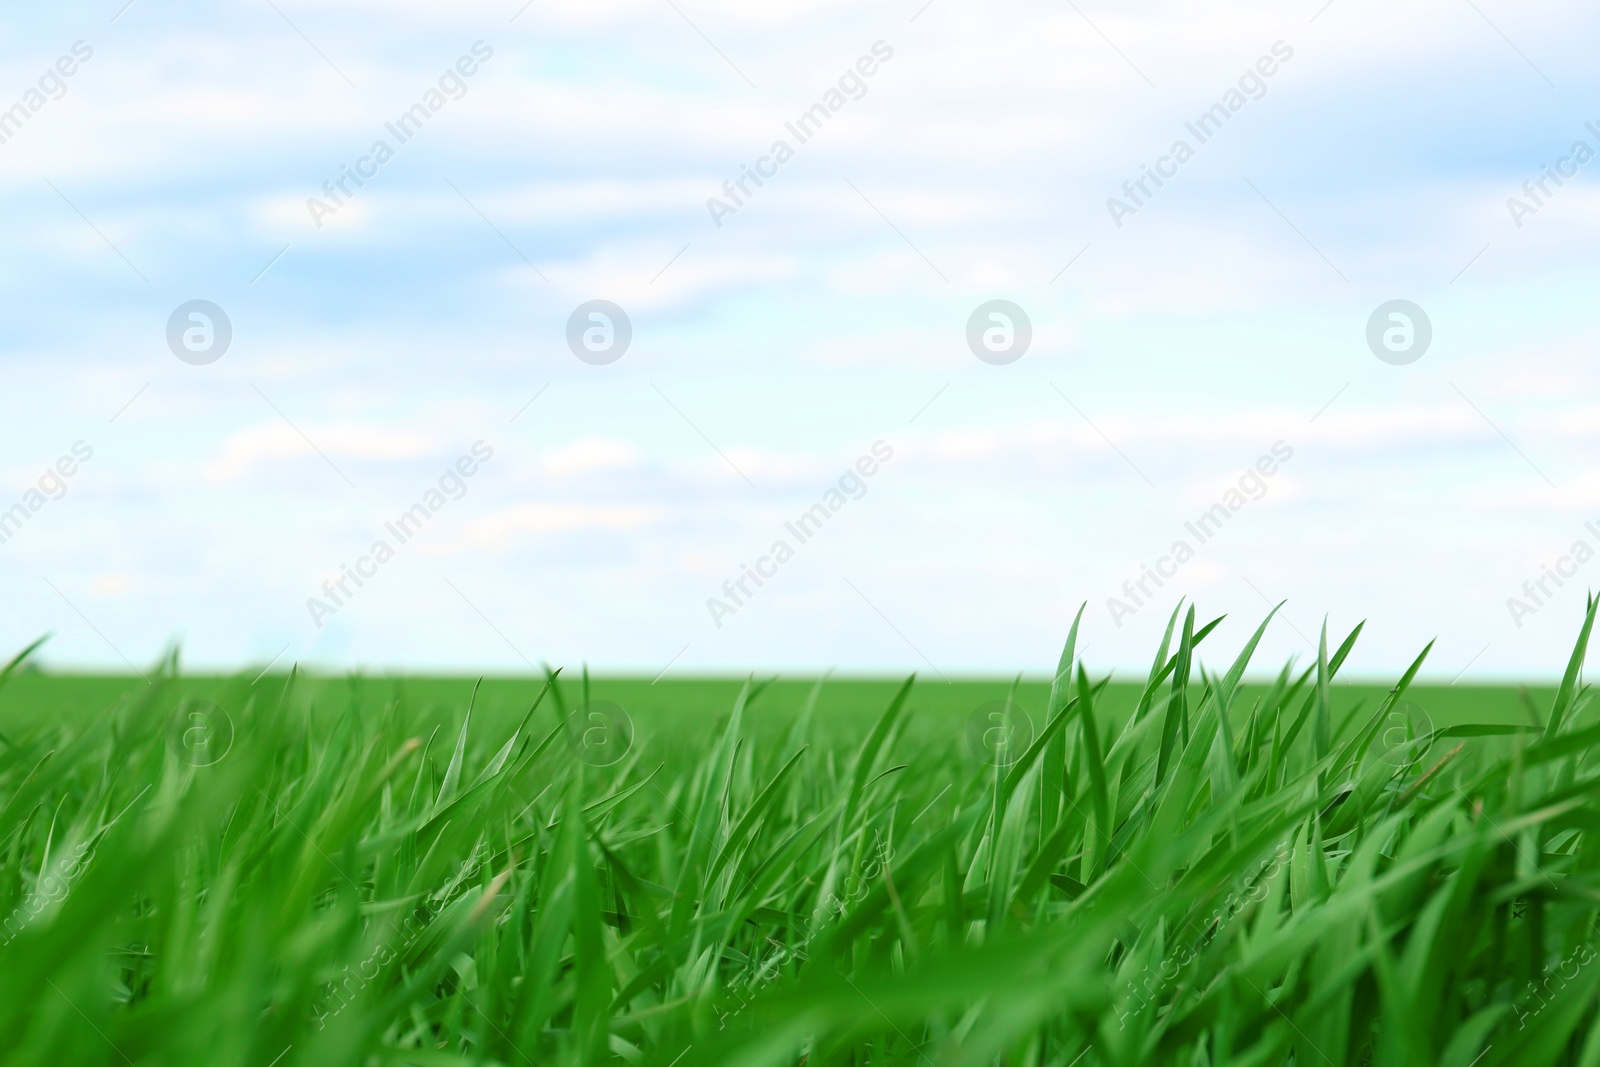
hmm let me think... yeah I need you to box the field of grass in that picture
[1,600,1597,1066]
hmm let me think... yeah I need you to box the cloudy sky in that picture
[2,0,1598,681]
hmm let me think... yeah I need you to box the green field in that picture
[0,602,1596,1066]
[0,672,1551,744]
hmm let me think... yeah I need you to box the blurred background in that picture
[1,0,1597,680]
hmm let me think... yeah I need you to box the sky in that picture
[2,0,1599,682]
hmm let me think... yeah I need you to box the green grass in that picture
[0,599,1597,1066]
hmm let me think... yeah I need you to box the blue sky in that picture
[3,0,1600,681]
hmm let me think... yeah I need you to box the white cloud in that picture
[441,502,667,552]
[538,436,642,478]
[205,423,442,482]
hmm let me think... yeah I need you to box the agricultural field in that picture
[0,602,1597,1066]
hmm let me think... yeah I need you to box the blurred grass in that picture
[0,602,1595,1066]
[0,672,1551,739]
